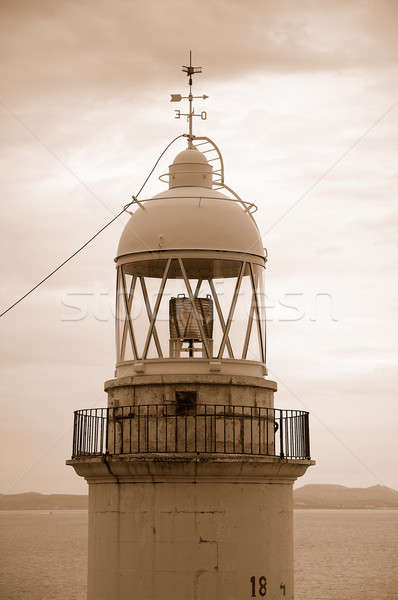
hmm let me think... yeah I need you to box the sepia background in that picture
[1,0,397,495]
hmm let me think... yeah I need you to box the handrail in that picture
[125,193,257,215]
[72,404,310,460]
[146,134,258,220]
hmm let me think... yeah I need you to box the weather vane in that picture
[170,50,208,148]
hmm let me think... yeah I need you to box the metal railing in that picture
[72,404,310,460]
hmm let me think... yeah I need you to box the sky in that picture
[0,0,397,494]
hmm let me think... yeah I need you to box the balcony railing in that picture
[72,404,310,460]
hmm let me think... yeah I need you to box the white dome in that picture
[168,147,213,189]
[172,148,208,164]
[117,186,264,259]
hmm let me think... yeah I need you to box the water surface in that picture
[1,509,397,599]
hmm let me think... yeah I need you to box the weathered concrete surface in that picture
[105,374,277,409]
[68,455,313,600]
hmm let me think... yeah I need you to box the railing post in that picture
[155,404,159,453]
[146,405,149,453]
[305,412,310,458]
[138,405,141,452]
[175,405,178,452]
[105,407,109,454]
[250,406,253,455]
[78,411,82,456]
[224,405,226,454]
[194,402,197,452]
[279,410,284,459]
[165,404,168,452]
[72,411,76,458]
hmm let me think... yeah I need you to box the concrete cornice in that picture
[104,374,278,391]
[67,454,314,484]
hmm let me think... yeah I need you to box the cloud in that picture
[2,0,398,110]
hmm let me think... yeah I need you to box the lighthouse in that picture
[68,56,314,600]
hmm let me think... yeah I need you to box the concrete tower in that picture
[68,56,313,600]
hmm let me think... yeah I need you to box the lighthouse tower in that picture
[68,57,313,600]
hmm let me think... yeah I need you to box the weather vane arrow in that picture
[169,51,208,148]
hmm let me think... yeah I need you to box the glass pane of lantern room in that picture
[115,267,124,361]
[156,259,185,358]
[219,263,253,360]
[120,259,170,360]
[116,268,141,362]
[254,263,266,362]
[179,258,252,360]
[244,264,266,363]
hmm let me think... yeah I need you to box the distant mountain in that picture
[0,492,88,510]
[2,485,398,510]
[294,484,398,509]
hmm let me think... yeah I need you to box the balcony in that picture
[71,404,311,460]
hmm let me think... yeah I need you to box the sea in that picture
[0,509,397,599]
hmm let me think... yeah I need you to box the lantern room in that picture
[115,147,267,378]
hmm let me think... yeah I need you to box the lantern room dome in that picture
[173,148,208,164]
[117,185,265,259]
[169,147,213,189]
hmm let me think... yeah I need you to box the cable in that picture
[0,134,185,319]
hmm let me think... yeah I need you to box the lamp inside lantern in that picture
[169,293,214,357]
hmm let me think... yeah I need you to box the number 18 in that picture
[250,575,267,596]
